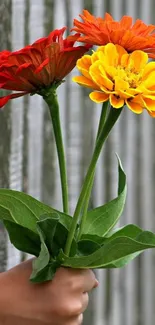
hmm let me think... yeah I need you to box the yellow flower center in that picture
[116,65,142,88]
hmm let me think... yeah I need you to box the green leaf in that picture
[105,224,143,241]
[0,189,72,232]
[81,233,105,245]
[30,225,50,281]
[82,156,127,237]
[59,230,155,269]
[0,206,12,221]
[30,262,58,283]
[37,213,60,257]
[110,252,141,268]
[0,192,37,232]
[53,222,77,258]
[77,239,101,256]
[30,212,76,282]
[79,225,143,267]
[4,220,40,256]
[30,213,62,282]
[37,212,77,258]
[100,224,143,267]
[30,212,77,283]
[55,212,72,231]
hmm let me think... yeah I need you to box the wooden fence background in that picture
[0,0,155,324]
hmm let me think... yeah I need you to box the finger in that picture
[77,313,83,325]
[67,313,83,325]
[82,269,97,292]
[94,278,99,288]
[81,292,89,312]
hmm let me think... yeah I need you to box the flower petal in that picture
[127,51,148,72]
[103,43,119,66]
[142,97,155,111]
[148,110,155,117]
[109,94,124,108]
[120,16,133,29]
[72,75,99,89]
[114,76,129,92]
[142,61,155,79]
[142,71,155,89]
[0,92,28,108]
[89,91,109,103]
[90,62,114,90]
[121,53,130,67]
[76,55,92,79]
[126,95,144,114]
[118,88,140,98]
[115,45,128,64]
[35,58,50,73]
[16,62,33,74]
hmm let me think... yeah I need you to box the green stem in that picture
[96,101,110,139]
[77,101,109,240]
[77,173,94,240]
[64,106,123,255]
[44,90,69,214]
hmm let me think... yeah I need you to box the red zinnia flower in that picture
[0,27,90,108]
[72,10,155,58]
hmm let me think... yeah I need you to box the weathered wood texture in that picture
[0,0,12,272]
[0,0,155,324]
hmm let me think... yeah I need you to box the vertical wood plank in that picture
[52,0,67,211]
[89,6,107,325]
[125,0,137,18]
[93,103,107,325]
[42,1,56,208]
[66,0,84,214]
[110,0,123,18]
[7,0,25,269]
[140,114,154,325]
[119,4,142,325]
[122,111,138,325]
[0,0,12,272]
[106,3,124,325]
[92,2,108,323]
[27,0,44,201]
[139,3,155,325]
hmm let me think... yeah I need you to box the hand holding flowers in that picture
[0,11,155,283]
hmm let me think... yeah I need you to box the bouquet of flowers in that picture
[1,10,155,283]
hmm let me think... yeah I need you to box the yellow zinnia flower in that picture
[73,43,155,117]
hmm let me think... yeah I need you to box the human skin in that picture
[0,259,98,325]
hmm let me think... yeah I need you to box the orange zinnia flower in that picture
[72,10,155,58]
[73,43,155,117]
[0,27,90,108]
